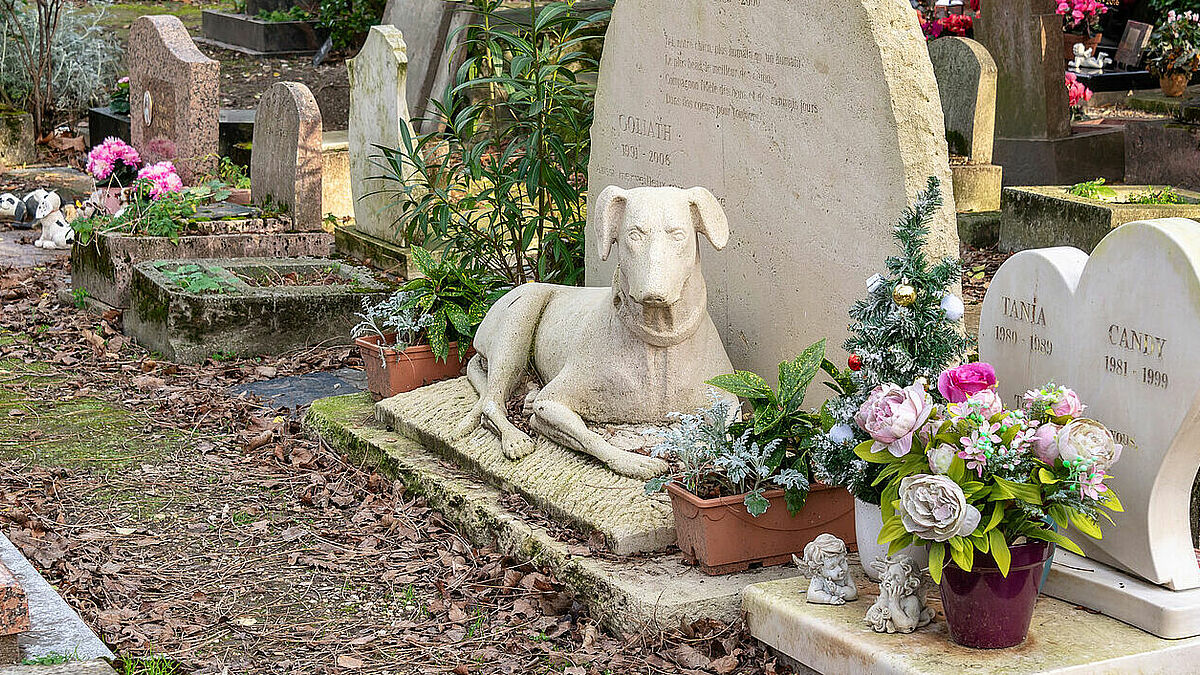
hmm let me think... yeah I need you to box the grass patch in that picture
[0,385,184,471]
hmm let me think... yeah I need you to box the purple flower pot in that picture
[939,541,1052,649]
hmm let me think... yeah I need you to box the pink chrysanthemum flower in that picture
[137,161,184,199]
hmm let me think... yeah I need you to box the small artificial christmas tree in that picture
[811,176,972,505]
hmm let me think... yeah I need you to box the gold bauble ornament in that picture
[892,284,917,307]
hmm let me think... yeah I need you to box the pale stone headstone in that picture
[928,37,997,163]
[382,0,473,132]
[347,25,413,243]
[128,15,220,184]
[250,82,323,230]
[586,0,958,396]
[979,218,1200,637]
[974,0,1069,141]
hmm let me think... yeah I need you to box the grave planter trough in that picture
[665,482,855,575]
[71,206,334,310]
[126,257,390,364]
[999,185,1200,253]
[356,335,468,401]
[200,10,320,56]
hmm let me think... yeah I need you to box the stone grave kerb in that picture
[128,15,220,184]
[251,81,324,230]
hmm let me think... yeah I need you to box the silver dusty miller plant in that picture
[646,395,810,517]
[352,290,435,357]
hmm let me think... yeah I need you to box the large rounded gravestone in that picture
[585,0,958,400]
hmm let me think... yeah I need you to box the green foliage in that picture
[352,290,434,352]
[645,396,810,517]
[23,649,78,665]
[1068,177,1117,200]
[1126,186,1186,204]
[809,178,971,505]
[159,263,239,295]
[0,2,120,134]
[217,156,251,189]
[256,6,314,21]
[71,287,89,309]
[1150,0,1195,21]
[372,0,606,286]
[398,246,508,361]
[1146,9,1200,76]
[71,179,230,245]
[700,339,827,513]
[316,0,385,50]
[109,77,129,115]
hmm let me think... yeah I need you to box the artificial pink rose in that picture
[967,388,1005,418]
[1032,423,1061,464]
[1050,388,1086,417]
[937,363,997,403]
[855,383,934,458]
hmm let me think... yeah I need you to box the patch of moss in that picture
[0,384,182,471]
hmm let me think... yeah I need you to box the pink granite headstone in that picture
[250,82,324,230]
[128,15,220,184]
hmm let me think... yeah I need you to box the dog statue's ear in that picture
[596,185,627,261]
[686,187,729,251]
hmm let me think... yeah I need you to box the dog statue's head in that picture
[595,185,729,308]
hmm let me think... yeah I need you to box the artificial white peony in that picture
[897,474,981,542]
[1057,419,1122,469]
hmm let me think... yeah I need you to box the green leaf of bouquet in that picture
[855,441,894,464]
[929,542,946,584]
[995,476,1043,505]
[948,455,966,482]
[950,539,974,572]
[887,533,914,555]
[971,532,990,554]
[1038,468,1060,484]
[881,483,899,521]
[989,529,1011,577]
[1103,490,1124,513]
[1069,510,1103,539]
[878,515,908,544]
[983,503,1005,532]
[1027,527,1085,555]
[1048,504,1069,529]
[707,371,773,400]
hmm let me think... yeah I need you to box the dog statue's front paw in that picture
[501,432,536,460]
[608,453,669,480]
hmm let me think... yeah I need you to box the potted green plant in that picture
[646,339,856,575]
[1146,10,1200,97]
[353,247,506,400]
[855,366,1124,649]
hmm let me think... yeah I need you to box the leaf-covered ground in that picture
[0,258,789,674]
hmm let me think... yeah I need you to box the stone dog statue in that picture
[455,185,736,479]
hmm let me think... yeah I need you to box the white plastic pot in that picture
[855,497,929,581]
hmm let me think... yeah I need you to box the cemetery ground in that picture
[0,256,792,673]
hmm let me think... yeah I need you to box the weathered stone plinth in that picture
[993,126,1125,186]
[1126,120,1200,191]
[999,185,1200,252]
[71,226,333,309]
[375,378,675,555]
[745,571,1200,675]
[199,10,320,56]
[333,225,407,273]
[306,393,798,634]
[126,257,389,363]
[950,163,1002,213]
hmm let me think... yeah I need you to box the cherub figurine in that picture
[865,554,935,633]
[1069,43,1112,72]
[793,533,857,605]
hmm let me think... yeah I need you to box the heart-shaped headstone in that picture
[980,218,1200,591]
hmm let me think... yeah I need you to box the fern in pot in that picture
[645,339,856,575]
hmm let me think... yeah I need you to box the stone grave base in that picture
[375,377,676,555]
[125,257,389,363]
[955,210,1000,249]
[950,163,1002,213]
[334,225,408,274]
[71,228,334,309]
[745,570,1200,675]
[199,10,320,56]
[994,126,1124,187]
[0,105,35,168]
[1126,120,1200,190]
[999,184,1200,253]
[305,392,799,634]
[1043,549,1200,639]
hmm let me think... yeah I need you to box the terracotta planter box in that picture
[356,335,469,400]
[665,482,855,575]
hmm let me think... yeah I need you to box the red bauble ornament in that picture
[848,354,863,371]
